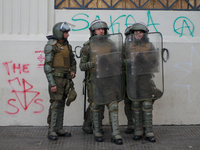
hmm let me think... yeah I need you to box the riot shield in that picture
[90,33,125,104]
[125,32,164,101]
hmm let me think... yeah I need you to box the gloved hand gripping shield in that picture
[90,33,125,104]
[125,32,164,101]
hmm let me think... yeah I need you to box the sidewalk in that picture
[0,125,199,150]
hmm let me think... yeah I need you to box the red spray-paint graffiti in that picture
[3,61,44,114]
[3,61,29,75]
[35,50,44,68]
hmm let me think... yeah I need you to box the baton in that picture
[83,71,87,119]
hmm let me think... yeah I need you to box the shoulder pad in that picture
[47,39,57,45]
[44,44,53,54]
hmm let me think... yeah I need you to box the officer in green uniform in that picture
[122,25,135,134]
[79,20,105,135]
[44,22,77,141]
[80,20,123,145]
[124,22,163,142]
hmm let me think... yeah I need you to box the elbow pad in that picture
[44,64,56,87]
[44,39,57,87]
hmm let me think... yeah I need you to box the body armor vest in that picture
[129,42,151,52]
[129,42,151,61]
[53,43,70,68]
[90,42,112,62]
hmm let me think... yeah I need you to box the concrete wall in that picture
[0,0,200,126]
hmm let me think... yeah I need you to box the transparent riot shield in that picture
[125,32,164,101]
[90,33,125,104]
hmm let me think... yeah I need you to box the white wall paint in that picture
[0,0,200,126]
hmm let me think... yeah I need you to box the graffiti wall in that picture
[0,10,200,126]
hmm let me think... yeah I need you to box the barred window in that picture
[55,0,200,10]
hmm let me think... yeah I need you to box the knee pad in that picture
[51,101,62,109]
[142,101,152,110]
[91,103,101,111]
[109,102,118,112]
[132,101,142,109]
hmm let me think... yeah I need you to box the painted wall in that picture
[57,10,200,125]
[0,1,200,126]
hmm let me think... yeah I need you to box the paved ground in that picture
[0,125,199,150]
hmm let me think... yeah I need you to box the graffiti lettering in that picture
[71,11,160,34]
[173,46,200,102]
[35,50,44,68]
[5,77,43,114]
[70,11,196,37]
[146,11,160,32]
[173,16,194,37]
[109,15,126,34]
[3,61,30,75]
[72,13,89,31]
[125,15,136,28]
[5,99,19,115]
[33,99,44,113]
[3,60,44,115]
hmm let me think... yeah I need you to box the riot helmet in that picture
[89,20,109,37]
[53,22,70,40]
[125,22,149,36]
[125,22,149,43]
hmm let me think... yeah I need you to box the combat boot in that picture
[124,104,134,134]
[92,107,103,142]
[110,111,123,145]
[82,106,93,134]
[109,102,123,145]
[56,108,71,137]
[143,101,156,142]
[48,109,59,141]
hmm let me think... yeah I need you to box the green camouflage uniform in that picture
[80,20,123,145]
[79,41,105,134]
[124,22,162,142]
[44,38,76,140]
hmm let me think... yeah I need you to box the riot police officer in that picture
[44,22,77,141]
[79,20,106,135]
[80,20,124,145]
[124,22,163,142]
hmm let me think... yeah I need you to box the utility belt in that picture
[52,67,70,78]
[52,72,68,78]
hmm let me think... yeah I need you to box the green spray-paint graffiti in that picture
[146,11,160,32]
[71,11,159,33]
[109,14,126,33]
[173,16,194,37]
[71,11,195,37]
[71,13,90,31]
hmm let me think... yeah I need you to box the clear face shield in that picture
[89,20,108,31]
[60,22,75,32]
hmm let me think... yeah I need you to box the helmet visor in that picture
[60,22,70,32]
[89,20,108,31]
